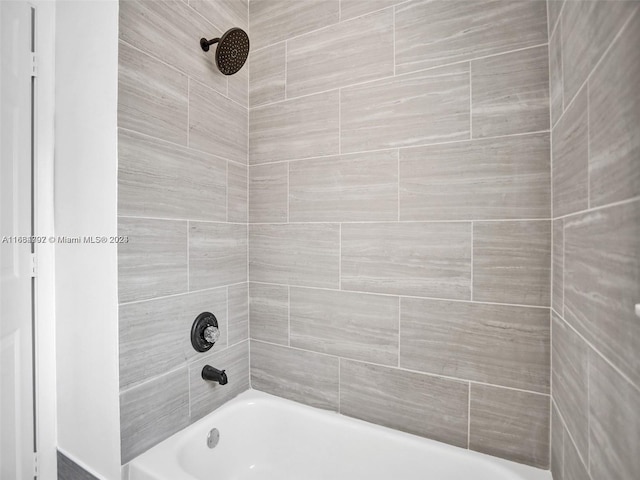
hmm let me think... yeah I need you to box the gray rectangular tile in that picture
[290,287,399,365]
[118,129,227,221]
[227,162,247,223]
[119,0,227,94]
[250,340,339,410]
[119,288,227,390]
[289,150,398,222]
[249,163,288,223]
[249,90,339,164]
[249,224,340,288]
[188,0,248,32]
[120,368,189,464]
[228,283,248,345]
[118,218,188,303]
[341,222,471,299]
[341,64,470,153]
[227,59,248,106]
[549,23,563,127]
[473,221,551,306]
[340,360,468,447]
[564,200,640,388]
[249,0,339,50]
[189,222,247,290]
[118,41,188,145]
[552,85,588,217]
[471,45,549,138]
[249,282,289,345]
[188,340,250,422]
[552,313,589,461]
[589,10,640,207]
[401,298,549,393]
[58,451,98,480]
[552,219,563,315]
[400,133,550,221]
[286,9,393,98]
[189,82,248,164]
[470,384,549,468]
[339,0,399,21]
[249,43,286,108]
[588,350,640,480]
[551,403,564,480]
[395,0,547,74]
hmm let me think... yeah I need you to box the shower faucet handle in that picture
[204,325,221,344]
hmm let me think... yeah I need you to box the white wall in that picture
[54,1,120,478]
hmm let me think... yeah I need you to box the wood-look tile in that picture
[189,222,247,290]
[286,9,393,98]
[249,163,288,223]
[227,60,248,107]
[340,360,468,447]
[119,288,227,390]
[249,282,289,345]
[289,151,399,222]
[290,287,399,365]
[118,41,188,145]
[249,224,340,288]
[341,222,471,299]
[58,451,98,480]
[552,219,563,315]
[249,43,285,108]
[227,162,247,223]
[119,0,227,94]
[340,64,470,153]
[120,368,190,464]
[469,384,549,468]
[551,313,589,461]
[551,403,564,480]
[228,283,248,345]
[564,200,640,388]
[400,133,550,221]
[189,82,248,164]
[188,0,248,32]
[118,130,227,221]
[118,218,188,303]
[471,46,549,138]
[250,340,339,410]
[339,0,399,21]
[564,433,589,480]
[248,0,339,50]
[588,349,640,480]
[401,298,549,393]
[562,0,636,106]
[473,221,551,306]
[249,90,339,164]
[549,23,563,127]
[589,10,640,207]
[552,85,588,218]
[548,0,565,37]
[188,340,250,422]
[395,0,547,74]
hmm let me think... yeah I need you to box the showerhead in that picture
[200,27,250,76]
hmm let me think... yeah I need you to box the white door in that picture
[1,1,36,478]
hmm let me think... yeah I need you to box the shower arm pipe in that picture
[200,37,221,52]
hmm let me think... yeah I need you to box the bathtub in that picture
[128,389,551,480]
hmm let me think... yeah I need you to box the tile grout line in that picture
[470,222,474,301]
[338,224,342,290]
[586,80,590,210]
[553,397,590,475]
[186,220,190,291]
[397,296,401,368]
[397,149,400,221]
[119,282,248,307]
[467,382,471,449]
[469,61,473,139]
[248,218,554,225]
[287,285,291,346]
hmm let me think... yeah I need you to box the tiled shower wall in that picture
[548,2,640,480]
[116,0,249,464]
[248,0,552,468]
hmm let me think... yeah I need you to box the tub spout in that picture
[202,365,228,385]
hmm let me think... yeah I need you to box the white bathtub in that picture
[128,390,551,480]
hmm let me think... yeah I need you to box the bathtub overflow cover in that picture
[207,428,220,449]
